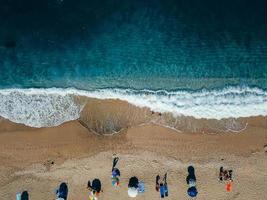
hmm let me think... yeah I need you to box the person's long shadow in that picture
[186,165,196,184]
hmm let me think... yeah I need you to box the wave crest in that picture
[0,89,83,127]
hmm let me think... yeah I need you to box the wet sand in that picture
[0,100,267,200]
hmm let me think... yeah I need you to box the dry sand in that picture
[0,100,267,200]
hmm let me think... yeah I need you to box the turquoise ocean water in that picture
[0,0,267,127]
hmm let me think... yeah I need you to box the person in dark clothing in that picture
[112,157,120,175]
[156,173,168,198]
[155,175,160,191]
[186,166,196,185]
[228,170,233,181]
[163,173,168,197]
[111,157,121,186]
[219,166,224,181]
[160,173,168,198]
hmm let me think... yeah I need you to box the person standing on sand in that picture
[111,156,120,187]
[156,175,160,191]
[155,173,168,198]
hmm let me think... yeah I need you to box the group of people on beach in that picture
[16,156,233,200]
[219,166,233,192]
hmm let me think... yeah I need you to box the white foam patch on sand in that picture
[0,86,267,127]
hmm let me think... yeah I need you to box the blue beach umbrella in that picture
[187,186,198,197]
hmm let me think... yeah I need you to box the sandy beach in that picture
[0,99,267,200]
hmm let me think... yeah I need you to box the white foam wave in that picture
[0,89,83,127]
[0,87,267,127]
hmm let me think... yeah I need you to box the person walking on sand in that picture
[111,156,120,187]
[156,173,168,198]
[156,175,160,191]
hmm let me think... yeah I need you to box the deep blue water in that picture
[0,0,266,91]
[0,0,267,127]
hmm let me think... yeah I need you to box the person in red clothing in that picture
[226,181,232,192]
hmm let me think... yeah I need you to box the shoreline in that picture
[1,87,267,129]
[1,95,267,135]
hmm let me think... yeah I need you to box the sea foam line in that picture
[0,87,267,127]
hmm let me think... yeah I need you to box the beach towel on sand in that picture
[138,181,145,193]
[226,182,232,192]
[128,187,138,197]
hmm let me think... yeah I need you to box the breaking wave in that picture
[0,86,266,127]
